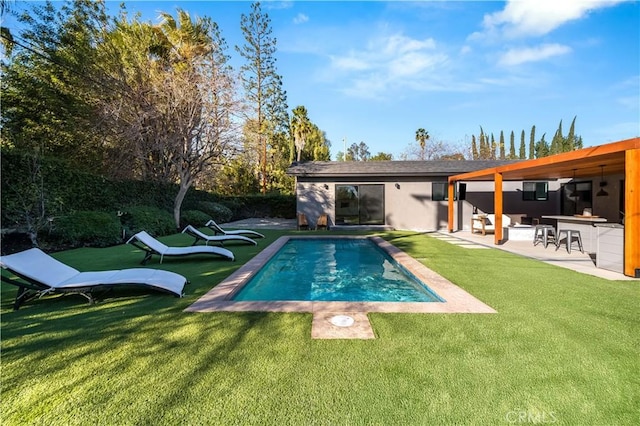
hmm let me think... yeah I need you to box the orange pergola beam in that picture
[448,181,455,233]
[625,148,640,277]
[494,172,503,245]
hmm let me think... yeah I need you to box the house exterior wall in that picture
[295,176,563,231]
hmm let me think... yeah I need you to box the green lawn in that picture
[1,230,638,425]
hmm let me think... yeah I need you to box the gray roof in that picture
[287,160,521,178]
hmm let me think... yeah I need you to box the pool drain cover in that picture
[330,315,355,327]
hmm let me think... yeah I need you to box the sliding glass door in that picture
[335,184,384,225]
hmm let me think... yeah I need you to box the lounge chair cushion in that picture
[181,225,257,246]
[205,220,265,239]
[127,231,235,263]
[0,248,188,308]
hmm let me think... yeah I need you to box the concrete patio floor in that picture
[435,230,635,281]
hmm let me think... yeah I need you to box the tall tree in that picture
[1,0,109,169]
[479,127,490,159]
[415,128,430,160]
[291,105,311,162]
[565,116,583,151]
[550,119,563,154]
[236,1,288,194]
[535,133,549,158]
[509,131,516,159]
[499,131,505,159]
[529,125,536,159]
[97,9,240,227]
[519,130,526,159]
[347,142,370,161]
[471,135,478,160]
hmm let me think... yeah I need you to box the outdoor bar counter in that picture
[541,215,607,253]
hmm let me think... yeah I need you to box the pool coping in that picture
[184,236,496,314]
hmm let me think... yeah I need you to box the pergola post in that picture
[624,148,640,277]
[448,180,455,233]
[494,172,503,245]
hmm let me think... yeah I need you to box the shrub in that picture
[49,211,122,248]
[198,202,233,223]
[120,206,176,237]
[181,210,212,228]
[221,195,296,219]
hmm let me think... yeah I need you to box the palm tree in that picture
[415,128,430,160]
[158,9,213,62]
[291,106,311,162]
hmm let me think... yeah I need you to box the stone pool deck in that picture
[185,234,497,339]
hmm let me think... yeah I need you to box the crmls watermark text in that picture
[505,410,558,424]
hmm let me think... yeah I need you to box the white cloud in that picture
[331,55,371,71]
[498,43,572,66]
[293,13,309,25]
[328,32,449,98]
[474,0,627,39]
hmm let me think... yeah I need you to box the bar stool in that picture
[533,224,556,248]
[555,229,584,254]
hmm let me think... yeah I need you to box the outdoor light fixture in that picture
[596,165,609,197]
[323,184,329,190]
[395,183,400,189]
[569,169,579,198]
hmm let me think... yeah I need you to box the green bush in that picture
[48,211,122,248]
[181,210,212,227]
[221,194,296,219]
[120,206,176,237]
[197,202,233,223]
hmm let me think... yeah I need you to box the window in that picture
[432,182,448,201]
[523,182,548,201]
[561,181,592,215]
[335,184,384,225]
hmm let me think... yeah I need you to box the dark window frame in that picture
[432,182,451,201]
[335,184,385,225]
[523,181,549,201]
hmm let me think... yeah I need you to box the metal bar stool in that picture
[555,229,584,254]
[533,224,556,248]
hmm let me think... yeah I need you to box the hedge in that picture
[1,149,296,248]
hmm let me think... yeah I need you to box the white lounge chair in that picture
[205,220,265,239]
[181,225,257,246]
[0,248,187,310]
[127,231,234,264]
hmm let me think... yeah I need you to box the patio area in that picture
[435,229,635,281]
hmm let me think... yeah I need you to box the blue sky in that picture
[6,1,640,159]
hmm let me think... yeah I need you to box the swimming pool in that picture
[232,238,444,302]
[186,235,496,314]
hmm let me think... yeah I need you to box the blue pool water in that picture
[232,238,444,302]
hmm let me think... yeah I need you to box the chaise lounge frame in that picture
[181,225,257,246]
[205,220,265,239]
[127,231,235,264]
[0,248,188,310]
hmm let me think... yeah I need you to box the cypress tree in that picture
[471,134,478,160]
[499,131,505,159]
[566,116,577,151]
[529,125,536,159]
[519,130,526,159]
[509,130,516,159]
[550,120,563,154]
